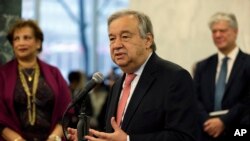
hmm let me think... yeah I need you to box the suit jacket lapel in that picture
[206,55,217,103]
[108,74,125,120]
[105,74,125,132]
[121,53,157,130]
[225,50,245,95]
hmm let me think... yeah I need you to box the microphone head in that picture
[92,72,104,84]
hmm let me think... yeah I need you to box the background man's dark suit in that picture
[105,53,198,141]
[193,50,250,140]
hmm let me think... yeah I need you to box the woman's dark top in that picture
[14,69,54,141]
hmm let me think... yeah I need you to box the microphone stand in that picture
[77,96,90,141]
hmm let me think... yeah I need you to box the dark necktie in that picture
[214,57,228,111]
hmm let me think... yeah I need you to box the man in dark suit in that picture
[68,9,198,141]
[193,12,250,141]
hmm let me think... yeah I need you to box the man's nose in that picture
[113,38,123,48]
[214,31,222,37]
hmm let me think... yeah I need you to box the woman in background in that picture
[0,19,71,141]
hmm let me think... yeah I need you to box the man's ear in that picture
[145,33,153,49]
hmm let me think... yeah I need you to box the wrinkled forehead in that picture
[13,26,34,36]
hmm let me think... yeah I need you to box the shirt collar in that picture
[218,46,239,61]
[133,52,153,76]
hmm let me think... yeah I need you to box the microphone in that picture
[71,72,104,106]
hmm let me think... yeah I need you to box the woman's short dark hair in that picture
[7,19,44,52]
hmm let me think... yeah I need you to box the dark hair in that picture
[68,71,82,83]
[7,19,44,52]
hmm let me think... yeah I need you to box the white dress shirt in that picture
[118,53,152,141]
[216,47,239,83]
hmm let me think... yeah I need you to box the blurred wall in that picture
[0,0,21,65]
[130,0,250,75]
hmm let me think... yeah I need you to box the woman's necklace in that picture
[23,68,35,82]
[18,63,40,126]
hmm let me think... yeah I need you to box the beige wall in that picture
[129,0,250,75]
